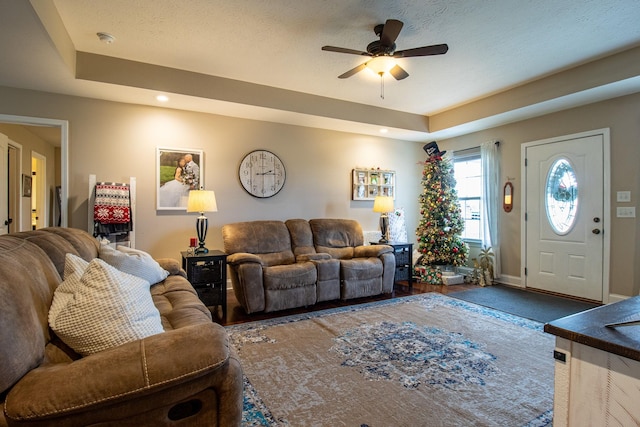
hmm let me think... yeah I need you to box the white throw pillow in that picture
[48,253,91,322]
[49,254,164,356]
[63,250,90,280]
[99,243,169,285]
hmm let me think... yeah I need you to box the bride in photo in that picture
[159,157,190,207]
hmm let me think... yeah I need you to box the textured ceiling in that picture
[53,0,640,114]
[1,0,640,141]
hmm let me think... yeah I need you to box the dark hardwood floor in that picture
[211,281,477,326]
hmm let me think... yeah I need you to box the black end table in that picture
[371,242,413,288]
[181,250,227,319]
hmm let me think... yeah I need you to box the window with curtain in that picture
[454,151,483,242]
[454,141,501,278]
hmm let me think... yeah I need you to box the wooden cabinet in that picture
[550,338,640,427]
[352,168,395,200]
[544,297,640,426]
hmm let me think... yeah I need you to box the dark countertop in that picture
[544,296,640,362]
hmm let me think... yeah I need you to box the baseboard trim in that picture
[608,293,629,303]
[496,274,522,287]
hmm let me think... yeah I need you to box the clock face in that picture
[238,150,286,198]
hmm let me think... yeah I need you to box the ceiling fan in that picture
[322,19,448,80]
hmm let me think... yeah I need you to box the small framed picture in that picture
[22,174,32,197]
[156,147,203,210]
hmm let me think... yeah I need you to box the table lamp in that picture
[373,196,394,244]
[187,190,218,254]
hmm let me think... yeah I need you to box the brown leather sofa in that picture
[222,218,395,314]
[0,228,243,427]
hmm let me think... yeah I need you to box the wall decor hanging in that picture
[157,147,203,210]
[352,168,395,201]
[22,174,32,197]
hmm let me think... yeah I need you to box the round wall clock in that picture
[238,150,286,198]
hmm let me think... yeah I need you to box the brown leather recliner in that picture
[307,218,396,300]
[222,219,395,314]
[0,228,243,427]
[222,220,318,314]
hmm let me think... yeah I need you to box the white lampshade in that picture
[366,56,396,76]
[187,190,217,213]
[373,196,394,213]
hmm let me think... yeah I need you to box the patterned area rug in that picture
[227,294,554,426]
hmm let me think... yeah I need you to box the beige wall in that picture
[1,85,638,298]
[439,92,640,298]
[0,85,424,259]
[0,122,57,230]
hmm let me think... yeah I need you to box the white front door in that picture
[523,130,608,302]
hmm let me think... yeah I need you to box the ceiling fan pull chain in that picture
[380,72,384,100]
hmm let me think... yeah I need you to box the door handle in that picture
[592,228,601,235]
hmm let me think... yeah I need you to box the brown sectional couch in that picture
[222,218,395,314]
[0,228,243,427]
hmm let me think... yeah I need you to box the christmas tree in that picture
[415,142,469,284]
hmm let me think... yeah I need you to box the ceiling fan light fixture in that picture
[366,56,396,76]
[323,18,447,81]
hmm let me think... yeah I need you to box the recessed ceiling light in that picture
[379,128,388,133]
[96,32,116,44]
[156,95,169,102]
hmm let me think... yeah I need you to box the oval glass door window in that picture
[545,158,578,234]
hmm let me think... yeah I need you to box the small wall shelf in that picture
[352,168,395,201]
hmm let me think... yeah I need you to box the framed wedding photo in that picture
[156,147,203,210]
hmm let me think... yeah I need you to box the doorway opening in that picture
[31,151,46,230]
[8,142,21,233]
[0,114,68,229]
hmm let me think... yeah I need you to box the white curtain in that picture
[481,140,501,278]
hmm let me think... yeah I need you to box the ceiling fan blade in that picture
[393,43,449,58]
[380,19,403,47]
[338,63,367,79]
[389,64,409,80]
[322,46,371,56]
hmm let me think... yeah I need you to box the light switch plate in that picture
[617,207,636,218]
[617,191,631,202]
